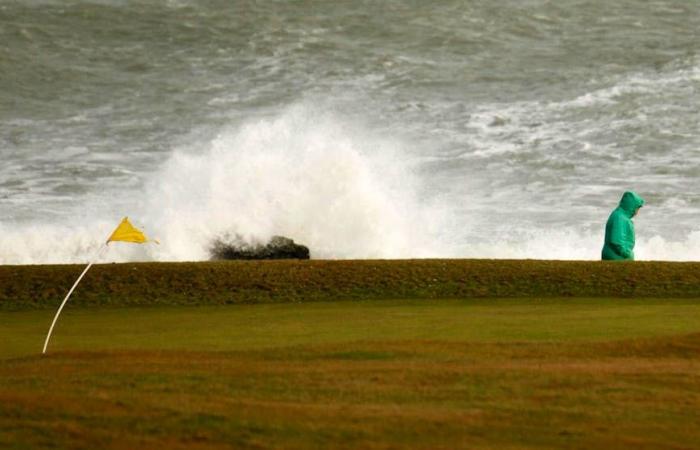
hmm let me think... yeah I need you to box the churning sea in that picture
[1,0,699,263]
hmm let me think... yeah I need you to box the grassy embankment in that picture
[2,259,700,309]
[2,260,700,449]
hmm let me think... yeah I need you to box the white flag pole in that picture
[42,243,109,355]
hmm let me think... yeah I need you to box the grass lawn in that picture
[2,298,700,449]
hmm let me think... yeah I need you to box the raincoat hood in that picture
[618,191,645,218]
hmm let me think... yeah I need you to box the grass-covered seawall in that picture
[2,259,700,310]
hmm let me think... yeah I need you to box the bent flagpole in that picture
[42,217,156,355]
[42,246,106,354]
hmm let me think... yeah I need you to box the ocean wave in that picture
[2,102,700,264]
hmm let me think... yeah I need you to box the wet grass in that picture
[4,299,700,358]
[3,298,700,449]
[2,259,700,310]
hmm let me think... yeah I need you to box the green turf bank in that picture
[2,260,700,310]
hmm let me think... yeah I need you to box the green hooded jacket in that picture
[601,191,645,261]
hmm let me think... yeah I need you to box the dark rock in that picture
[209,234,310,260]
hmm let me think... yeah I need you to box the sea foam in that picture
[1,104,699,264]
[141,104,439,261]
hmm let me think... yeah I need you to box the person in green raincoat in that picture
[602,191,645,260]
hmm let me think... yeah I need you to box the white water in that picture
[1,106,446,263]
[142,105,447,261]
[2,0,700,264]
[2,103,699,264]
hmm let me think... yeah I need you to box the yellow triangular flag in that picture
[106,217,155,244]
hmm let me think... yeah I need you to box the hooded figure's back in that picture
[602,191,645,260]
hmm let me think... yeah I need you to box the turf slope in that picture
[2,298,700,449]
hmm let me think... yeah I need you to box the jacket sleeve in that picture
[608,215,633,259]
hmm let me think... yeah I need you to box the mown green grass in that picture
[2,298,700,449]
[3,299,700,359]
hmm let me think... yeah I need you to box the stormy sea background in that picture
[1,0,699,264]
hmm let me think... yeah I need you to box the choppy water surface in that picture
[1,0,699,263]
